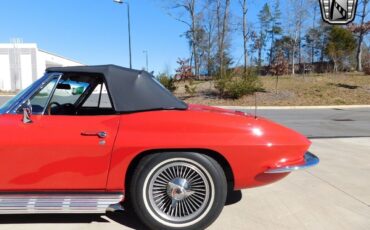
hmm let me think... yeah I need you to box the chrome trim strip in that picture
[265,152,319,174]
[0,193,123,214]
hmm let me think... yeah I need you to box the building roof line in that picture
[39,49,84,65]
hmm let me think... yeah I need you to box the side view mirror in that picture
[22,100,33,124]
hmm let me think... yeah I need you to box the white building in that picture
[0,43,83,91]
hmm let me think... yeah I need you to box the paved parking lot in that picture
[0,138,367,230]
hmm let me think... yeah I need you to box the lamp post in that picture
[113,0,132,69]
[143,50,149,71]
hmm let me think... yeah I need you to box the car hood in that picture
[187,104,310,145]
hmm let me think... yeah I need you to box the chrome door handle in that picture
[81,131,107,138]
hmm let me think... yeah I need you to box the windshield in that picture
[0,77,45,114]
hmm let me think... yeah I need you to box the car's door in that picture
[0,74,120,191]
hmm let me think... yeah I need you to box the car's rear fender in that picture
[105,110,310,191]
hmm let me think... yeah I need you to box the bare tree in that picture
[165,0,202,78]
[307,0,320,65]
[287,0,307,75]
[355,0,369,71]
[216,0,231,78]
[239,0,248,74]
[202,0,217,76]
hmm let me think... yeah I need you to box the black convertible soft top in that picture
[46,65,188,113]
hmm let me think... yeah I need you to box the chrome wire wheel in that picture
[143,158,215,228]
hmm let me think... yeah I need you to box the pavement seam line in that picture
[304,171,369,207]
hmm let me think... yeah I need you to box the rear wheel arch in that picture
[124,149,235,199]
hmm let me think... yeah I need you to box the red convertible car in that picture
[0,65,319,230]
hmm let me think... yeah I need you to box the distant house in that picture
[0,43,83,91]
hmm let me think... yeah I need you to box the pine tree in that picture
[257,3,272,71]
[268,0,283,66]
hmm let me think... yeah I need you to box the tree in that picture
[214,0,231,78]
[202,0,217,76]
[239,0,249,74]
[270,51,289,76]
[166,0,202,78]
[275,36,296,61]
[175,58,194,80]
[270,50,289,94]
[304,22,330,66]
[287,0,308,74]
[363,44,370,74]
[157,73,177,92]
[348,0,369,71]
[304,0,320,65]
[325,26,356,72]
[268,0,283,66]
[257,3,272,71]
[304,28,319,64]
[249,30,259,66]
[185,24,208,78]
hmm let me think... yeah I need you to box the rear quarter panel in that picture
[106,109,310,191]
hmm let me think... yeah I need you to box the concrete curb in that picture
[217,105,370,110]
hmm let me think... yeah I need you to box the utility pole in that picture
[114,0,132,69]
[143,50,149,71]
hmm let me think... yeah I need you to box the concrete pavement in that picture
[0,138,368,230]
[212,138,370,230]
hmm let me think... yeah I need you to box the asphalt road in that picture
[239,108,370,138]
[0,138,368,230]
[0,96,11,107]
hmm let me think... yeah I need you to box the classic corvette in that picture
[0,65,319,230]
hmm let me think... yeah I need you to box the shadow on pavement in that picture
[0,214,108,224]
[107,211,147,230]
[0,210,146,230]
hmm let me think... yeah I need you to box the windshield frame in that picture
[0,73,63,115]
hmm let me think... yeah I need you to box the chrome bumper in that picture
[265,152,319,174]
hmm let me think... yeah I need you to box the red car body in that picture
[0,104,310,192]
[0,65,318,229]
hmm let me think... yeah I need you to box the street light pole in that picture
[114,0,132,69]
[143,50,149,71]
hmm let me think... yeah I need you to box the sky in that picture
[0,0,286,75]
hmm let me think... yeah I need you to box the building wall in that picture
[0,43,83,91]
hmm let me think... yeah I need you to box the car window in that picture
[83,83,113,109]
[0,82,36,114]
[21,73,115,116]
[29,77,59,114]
[49,80,90,106]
